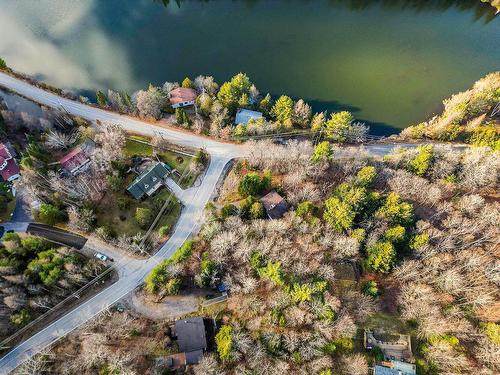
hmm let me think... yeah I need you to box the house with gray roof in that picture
[174,317,208,365]
[374,360,417,375]
[235,108,263,125]
[127,162,170,200]
[260,191,289,220]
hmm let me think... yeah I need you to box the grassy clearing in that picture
[364,312,409,335]
[124,138,198,188]
[95,187,181,239]
[0,190,15,223]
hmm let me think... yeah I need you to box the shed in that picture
[127,162,170,200]
[260,191,288,220]
[235,108,263,125]
[174,317,207,364]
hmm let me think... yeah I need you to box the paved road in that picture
[0,71,426,374]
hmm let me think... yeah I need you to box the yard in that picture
[94,186,182,241]
[124,137,200,188]
[0,184,15,223]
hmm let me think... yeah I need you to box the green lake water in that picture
[0,0,499,134]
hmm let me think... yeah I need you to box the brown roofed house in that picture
[168,87,198,109]
[59,139,95,176]
[260,191,289,220]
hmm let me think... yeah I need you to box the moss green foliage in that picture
[271,95,294,127]
[215,325,234,361]
[410,233,430,251]
[312,141,334,162]
[355,166,377,188]
[217,73,252,112]
[175,107,191,126]
[375,193,414,226]
[325,111,353,142]
[135,207,154,229]
[35,203,67,226]
[361,280,380,297]
[27,249,64,286]
[383,225,406,243]
[323,182,371,232]
[0,57,6,69]
[10,308,31,326]
[480,322,500,344]
[258,261,286,286]
[323,337,354,355]
[250,201,265,219]
[288,283,314,303]
[410,145,433,176]
[467,125,500,150]
[270,307,287,327]
[158,225,170,237]
[371,345,385,361]
[96,90,108,107]
[259,93,273,116]
[196,251,219,287]
[221,203,238,219]
[144,240,194,293]
[238,171,271,197]
[181,77,193,88]
[365,241,396,274]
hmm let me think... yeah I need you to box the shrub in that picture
[361,280,379,297]
[371,345,384,361]
[220,204,238,219]
[135,207,154,229]
[271,95,294,127]
[409,233,429,251]
[0,57,7,70]
[106,174,124,192]
[409,145,433,176]
[117,197,130,210]
[355,166,377,188]
[258,261,285,286]
[215,325,234,361]
[164,278,182,295]
[312,141,334,162]
[96,226,115,240]
[365,241,396,274]
[20,236,50,255]
[36,203,66,226]
[171,240,195,263]
[289,283,313,303]
[324,337,354,355]
[158,225,170,237]
[480,322,500,344]
[10,309,31,326]
[181,77,193,88]
[96,90,108,107]
[250,201,265,219]
[323,196,356,232]
[383,225,406,243]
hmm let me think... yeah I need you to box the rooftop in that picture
[127,162,170,200]
[260,191,288,220]
[174,317,207,364]
[0,143,20,182]
[169,87,198,105]
[235,108,263,125]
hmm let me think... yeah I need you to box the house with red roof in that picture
[59,139,95,176]
[0,143,20,182]
[168,87,198,109]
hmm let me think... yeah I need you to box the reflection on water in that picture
[0,0,498,134]
[0,89,44,117]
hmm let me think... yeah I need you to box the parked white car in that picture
[94,252,111,262]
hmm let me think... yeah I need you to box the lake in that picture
[0,0,498,134]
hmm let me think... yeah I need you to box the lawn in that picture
[94,185,181,241]
[0,185,15,223]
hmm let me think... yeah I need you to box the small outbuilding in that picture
[235,108,263,125]
[0,143,20,182]
[169,87,198,108]
[127,162,170,200]
[260,191,288,220]
[174,317,208,365]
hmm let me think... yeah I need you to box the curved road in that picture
[0,71,419,374]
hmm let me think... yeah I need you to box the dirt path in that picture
[125,290,207,321]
